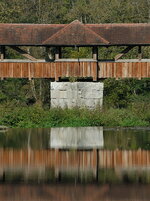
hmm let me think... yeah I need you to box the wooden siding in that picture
[99,62,150,78]
[0,149,149,169]
[0,62,97,81]
[0,61,150,80]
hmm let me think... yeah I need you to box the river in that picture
[0,126,149,200]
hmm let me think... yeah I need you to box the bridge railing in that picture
[0,59,150,80]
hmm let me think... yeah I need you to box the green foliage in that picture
[62,47,92,59]
[0,0,150,129]
[0,103,149,128]
[104,79,131,108]
[0,78,150,128]
[104,78,150,108]
[0,79,50,107]
[69,77,78,82]
[0,0,149,24]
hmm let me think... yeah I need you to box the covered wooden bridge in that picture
[0,20,150,81]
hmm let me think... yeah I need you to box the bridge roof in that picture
[0,20,150,46]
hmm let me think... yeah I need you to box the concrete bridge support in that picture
[50,82,104,109]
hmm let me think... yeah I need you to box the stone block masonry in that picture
[51,82,104,109]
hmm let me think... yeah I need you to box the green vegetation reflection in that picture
[0,127,150,150]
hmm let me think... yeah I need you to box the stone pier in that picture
[51,82,104,109]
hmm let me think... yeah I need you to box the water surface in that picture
[0,127,150,150]
[0,127,150,200]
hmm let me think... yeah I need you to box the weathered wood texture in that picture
[0,149,149,169]
[0,61,150,80]
[0,62,97,81]
[99,62,150,78]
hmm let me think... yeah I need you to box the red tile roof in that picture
[0,20,150,46]
[42,20,109,45]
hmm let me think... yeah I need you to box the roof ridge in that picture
[42,20,81,44]
[83,24,110,44]
[42,20,109,45]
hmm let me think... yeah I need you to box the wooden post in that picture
[92,47,98,81]
[55,47,61,60]
[138,46,142,61]
[92,46,98,60]
[0,46,5,80]
[0,46,5,61]
[54,47,61,81]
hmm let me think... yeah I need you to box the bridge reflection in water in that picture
[0,127,150,200]
[0,184,149,201]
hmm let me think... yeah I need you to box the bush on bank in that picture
[0,102,149,128]
[0,78,150,128]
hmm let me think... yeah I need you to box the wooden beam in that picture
[92,62,98,81]
[9,46,37,61]
[138,46,142,61]
[115,46,135,61]
[92,46,98,60]
[0,46,5,61]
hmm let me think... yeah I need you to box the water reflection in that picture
[0,149,149,184]
[0,126,8,133]
[0,127,150,200]
[0,127,150,150]
[50,127,104,149]
[0,127,149,185]
[0,184,149,201]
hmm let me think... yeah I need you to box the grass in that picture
[0,102,150,128]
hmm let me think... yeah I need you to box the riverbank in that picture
[0,102,149,128]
